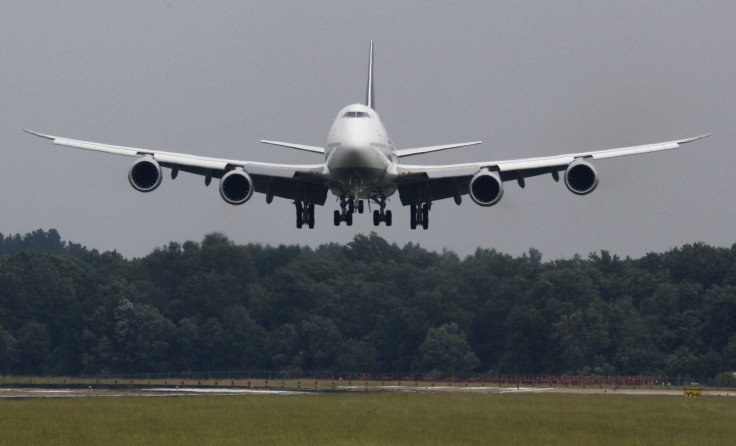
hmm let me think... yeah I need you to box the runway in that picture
[0,386,308,398]
[2,384,733,398]
[339,384,735,397]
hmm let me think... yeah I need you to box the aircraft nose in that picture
[330,143,370,167]
[326,142,387,185]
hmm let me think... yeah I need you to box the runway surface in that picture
[0,387,308,398]
[1,385,733,398]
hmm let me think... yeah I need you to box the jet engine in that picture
[219,168,254,205]
[128,157,162,192]
[564,160,599,195]
[469,170,504,207]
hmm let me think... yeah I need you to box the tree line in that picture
[1,229,735,382]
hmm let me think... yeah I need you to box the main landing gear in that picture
[409,203,430,230]
[372,195,391,226]
[295,201,315,229]
[334,196,364,226]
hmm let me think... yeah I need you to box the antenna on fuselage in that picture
[365,41,375,110]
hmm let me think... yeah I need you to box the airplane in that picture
[25,42,709,230]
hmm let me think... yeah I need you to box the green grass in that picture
[1,393,734,445]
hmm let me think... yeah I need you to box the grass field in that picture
[1,392,734,445]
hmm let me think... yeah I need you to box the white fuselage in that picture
[324,103,397,198]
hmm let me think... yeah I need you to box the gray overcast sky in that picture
[1,1,732,259]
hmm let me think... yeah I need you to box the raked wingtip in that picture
[679,133,712,144]
[24,129,56,140]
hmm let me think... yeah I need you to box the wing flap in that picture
[251,174,329,205]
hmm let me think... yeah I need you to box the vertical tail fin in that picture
[365,41,375,110]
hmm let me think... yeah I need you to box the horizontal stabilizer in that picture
[260,140,324,154]
[395,141,482,158]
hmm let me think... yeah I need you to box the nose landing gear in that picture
[334,196,362,226]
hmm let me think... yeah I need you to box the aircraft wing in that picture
[24,130,330,204]
[393,134,710,205]
[396,134,710,177]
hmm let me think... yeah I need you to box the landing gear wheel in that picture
[410,204,417,229]
[346,211,353,226]
[307,203,315,229]
[422,204,429,230]
[334,210,341,226]
[385,210,392,226]
[358,200,364,214]
[296,202,304,229]
[373,210,380,226]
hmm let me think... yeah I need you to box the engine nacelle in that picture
[219,169,254,205]
[469,170,504,207]
[564,160,599,195]
[128,157,162,192]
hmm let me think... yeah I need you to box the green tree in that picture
[15,321,50,374]
[111,298,175,373]
[500,306,548,374]
[715,372,736,387]
[335,339,380,373]
[413,322,480,376]
[220,305,266,370]
[0,326,17,373]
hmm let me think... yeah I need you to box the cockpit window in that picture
[342,111,371,118]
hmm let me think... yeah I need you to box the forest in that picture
[1,229,735,383]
